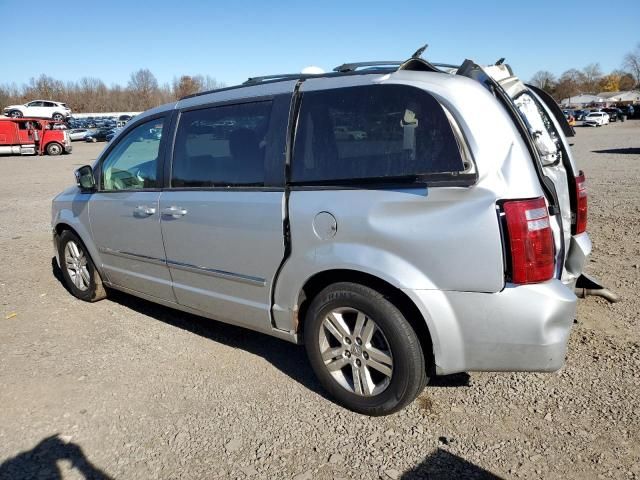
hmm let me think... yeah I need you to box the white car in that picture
[3,100,71,122]
[68,128,93,141]
[583,112,609,127]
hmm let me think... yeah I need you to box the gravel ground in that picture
[0,122,638,480]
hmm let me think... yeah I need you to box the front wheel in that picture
[304,282,427,416]
[46,142,63,156]
[9,110,23,118]
[57,230,107,302]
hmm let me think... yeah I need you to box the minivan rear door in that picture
[160,91,293,332]
[457,61,575,281]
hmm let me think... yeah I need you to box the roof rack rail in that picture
[242,73,304,85]
[431,62,461,69]
[333,61,403,73]
[333,60,461,73]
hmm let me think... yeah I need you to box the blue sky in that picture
[1,0,638,87]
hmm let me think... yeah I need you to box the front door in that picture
[160,98,289,330]
[25,101,45,118]
[89,115,175,301]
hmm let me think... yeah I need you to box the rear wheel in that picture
[9,110,23,118]
[46,142,63,156]
[52,112,64,122]
[57,230,107,302]
[304,282,427,416]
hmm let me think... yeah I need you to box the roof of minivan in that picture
[135,64,489,123]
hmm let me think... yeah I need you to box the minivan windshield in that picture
[514,92,562,166]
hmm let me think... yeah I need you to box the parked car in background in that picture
[105,128,123,142]
[573,109,587,121]
[622,105,635,118]
[3,100,72,121]
[334,125,368,140]
[53,54,591,415]
[0,117,72,155]
[84,128,113,142]
[69,128,93,141]
[602,108,618,123]
[583,112,609,127]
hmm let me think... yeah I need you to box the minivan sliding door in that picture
[160,95,290,331]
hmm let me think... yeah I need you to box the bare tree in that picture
[554,69,587,101]
[582,63,603,93]
[173,75,203,99]
[127,68,160,110]
[529,70,556,93]
[623,43,640,88]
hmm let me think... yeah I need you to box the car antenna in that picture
[410,43,428,59]
[495,57,505,65]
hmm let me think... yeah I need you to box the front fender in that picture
[52,193,107,281]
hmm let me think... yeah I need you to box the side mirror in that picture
[75,165,96,191]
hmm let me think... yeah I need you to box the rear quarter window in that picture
[291,84,466,184]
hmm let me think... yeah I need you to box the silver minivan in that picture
[52,55,591,415]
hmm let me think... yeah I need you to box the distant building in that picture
[560,94,605,107]
[595,91,640,104]
[561,91,640,107]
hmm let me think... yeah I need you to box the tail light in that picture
[503,197,555,284]
[574,171,587,234]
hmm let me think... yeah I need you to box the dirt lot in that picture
[0,123,639,480]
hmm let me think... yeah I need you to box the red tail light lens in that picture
[503,197,555,284]
[574,171,587,234]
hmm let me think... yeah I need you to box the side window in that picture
[43,102,55,107]
[28,101,43,107]
[291,84,464,183]
[101,117,165,191]
[171,101,271,187]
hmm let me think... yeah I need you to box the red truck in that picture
[0,117,72,156]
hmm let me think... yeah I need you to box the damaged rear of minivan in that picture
[52,50,607,415]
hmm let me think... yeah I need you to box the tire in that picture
[57,230,107,302]
[304,282,427,416]
[46,142,63,156]
[9,110,23,118]
[52,112,64,122]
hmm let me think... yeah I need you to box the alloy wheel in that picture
[64,240,90,291]
[318,307,394,396]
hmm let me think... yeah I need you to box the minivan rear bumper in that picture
[403,280,576,375]
[563,232,592,288]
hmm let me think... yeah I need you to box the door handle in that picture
[162,206,188,218]
[133,205,156,216]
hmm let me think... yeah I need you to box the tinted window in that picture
[171,101,272,187]
[43,102,55,107]
[101,117,165,191]
[291,84,464,183]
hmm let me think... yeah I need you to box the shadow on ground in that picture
[402,448,503,479]
[0,434,112,480]
[592,147,640,155]
[51,258,470,403]
[51,257,328,400]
